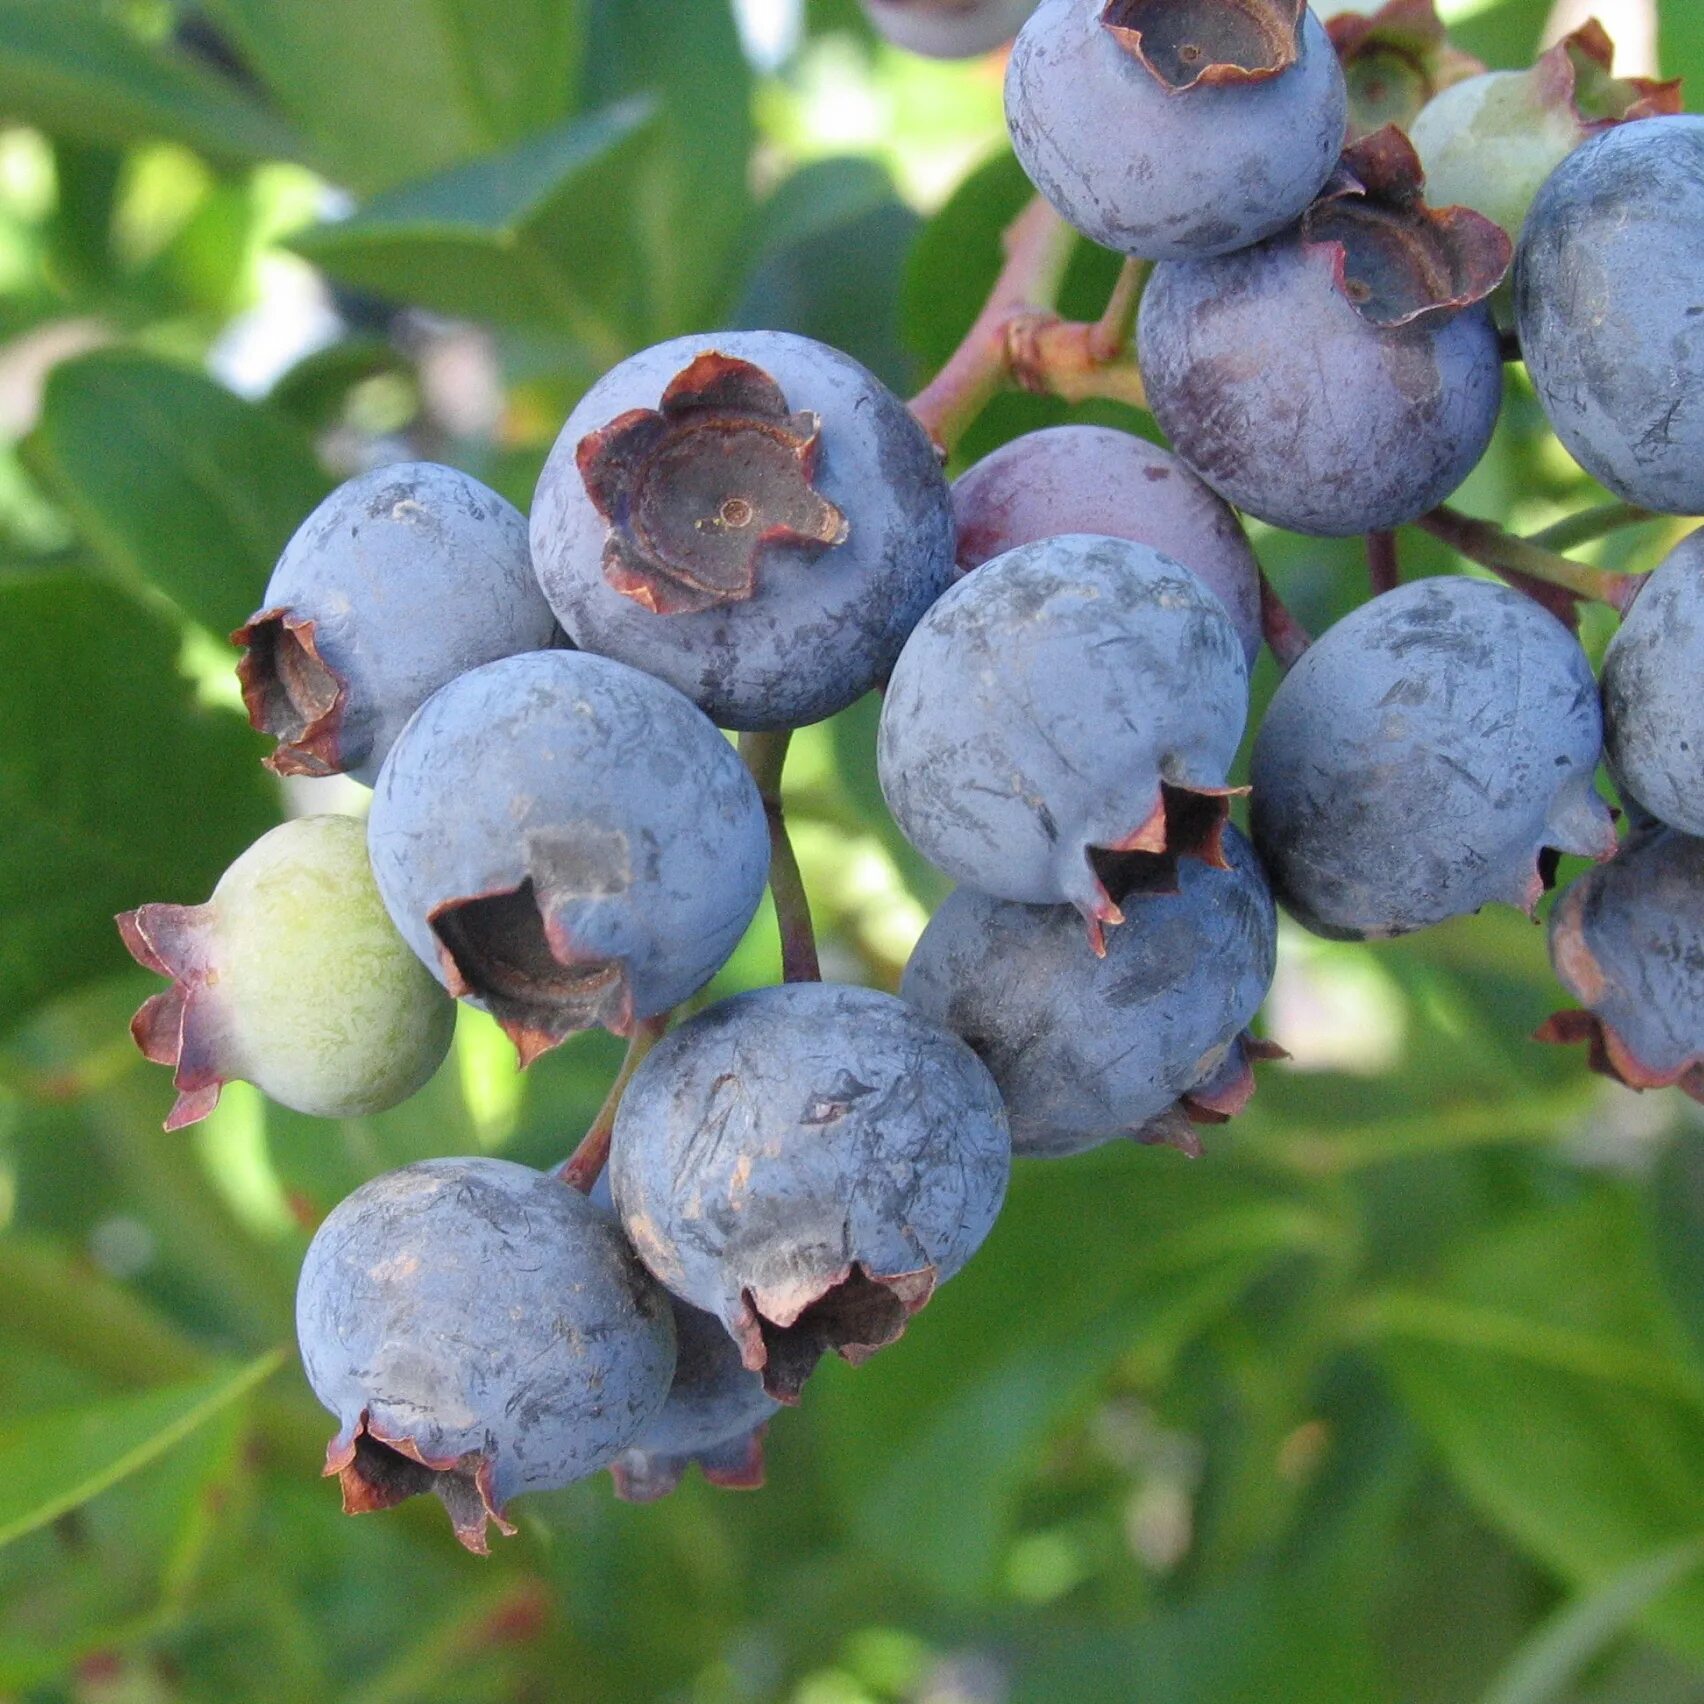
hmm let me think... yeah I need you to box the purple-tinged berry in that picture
[588,1173,779,1502]
[367,651,769,1065]
[1515,116,1704,517]
[1251,577,1617,941]
[1139,128,1510,537]
[1538,826,1704,1102]
[951,425,1262,667]
[1602,529,1704,839]
[903,828,1281,1158]
[1005,0,1347,261]
[878,534,1249,952]
[531,333,954,731]
[296,1158,676,1553]
[235,464,557,787]
[117,816,454,1130]
[609,984,1010,1402]
[862,0,1037,58]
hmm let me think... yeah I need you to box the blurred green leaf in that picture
[292,102,654,349]
[25,350,330,636]
[0,1351,282,1550]
[0,2,299,168]
[0,572,278,1034]
[1652,1133,1704,1371]
[1374,1192,1704,1658]
[199,0,588,193]
[1479,1538,1704,1704]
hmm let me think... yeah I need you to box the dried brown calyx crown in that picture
[1301,126,1511,328]
[575,352,850,616]
[232,608,347,777]
[1327,0,1484,137]
[1101,0,1305,92]
[1531,19,1682,133]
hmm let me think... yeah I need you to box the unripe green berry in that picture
[119,815,455,1129]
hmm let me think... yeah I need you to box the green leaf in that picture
[292,102,654,350]
[24,350,330,638]
[0,572,279,1034]
[0,1352,283,1551]
[1479,1538,1704,1704]
[0,1,299,168]
[199,0,588,193]
[1652,1133,1704,1372]
[1373,1192,1704,1659]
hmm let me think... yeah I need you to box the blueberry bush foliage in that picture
[5,1,1704,1700]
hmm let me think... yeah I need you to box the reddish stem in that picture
[1366,530,1400,596]
[740,730,822,985]
[559,1012,672,1193]
[1260,570,1313,671]
[1415,505,1639,614]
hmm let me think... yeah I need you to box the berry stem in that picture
[739,730,823,985]
[559,1012,672,1193]
[1259,569,1313,670]
[1366,530,1400,596]
[1528,502,1660,553]
[907,200,1151,450]
[1415,505,1641,614]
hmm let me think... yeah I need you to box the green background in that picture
[2,1,1703,1699]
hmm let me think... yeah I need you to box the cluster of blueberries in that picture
[118,0,1704,1552]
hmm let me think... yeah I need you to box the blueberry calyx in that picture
[610,1427,768,1504]
[325,1410,516,1556]
[1301,127,1511,328]
[232,607,349,779]
[574,352,851,616]
[1078,780,1246,957]
[1099,0,1304,92]
[1530,21,1681,135]
[1326,0,1484,138]
[115,902,224,1130]
[428,877,635,1067]
[729,1261,938,1404]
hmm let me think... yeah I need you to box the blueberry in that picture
[235,463,558,787]
[1516,116,1704,516]
[1005,0,1347,262]
[1251,578,1617,941]
[530,334,955,731]
[367,650,770,1064]
[952,426,1263,668]
[296,1157,677,1553]
[608,984,1011,1401]
[861,0,1036,57]
[1410,24,1680,252]
[1139,131,1510,537]
[902,828,1279,1158]
[1602,529,1704,838]
[117,816,455,1130]
[1538,824,1704,1102]
[588,1174,779,1502]
[878,534,1249,951]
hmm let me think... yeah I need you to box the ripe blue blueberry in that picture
[951,425,1263,668]
[367,650,770,1065]
[296,1157,677,1553]
[236,463,558,786]
[1516,116,1704,516]
[1602,529,1704,838]
[1251,577,1617,941]
[903,828,1279,1158]
[118,816,455,1130]
[530,333,955,731]
[1538,824,1704,1102]
[608,984,1011,1401]
[589,1173,779,1502]
[878,534,1249,951]
[1139,130,1510,537]
[862,0,1037,57]
[1005,0,1347,262]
